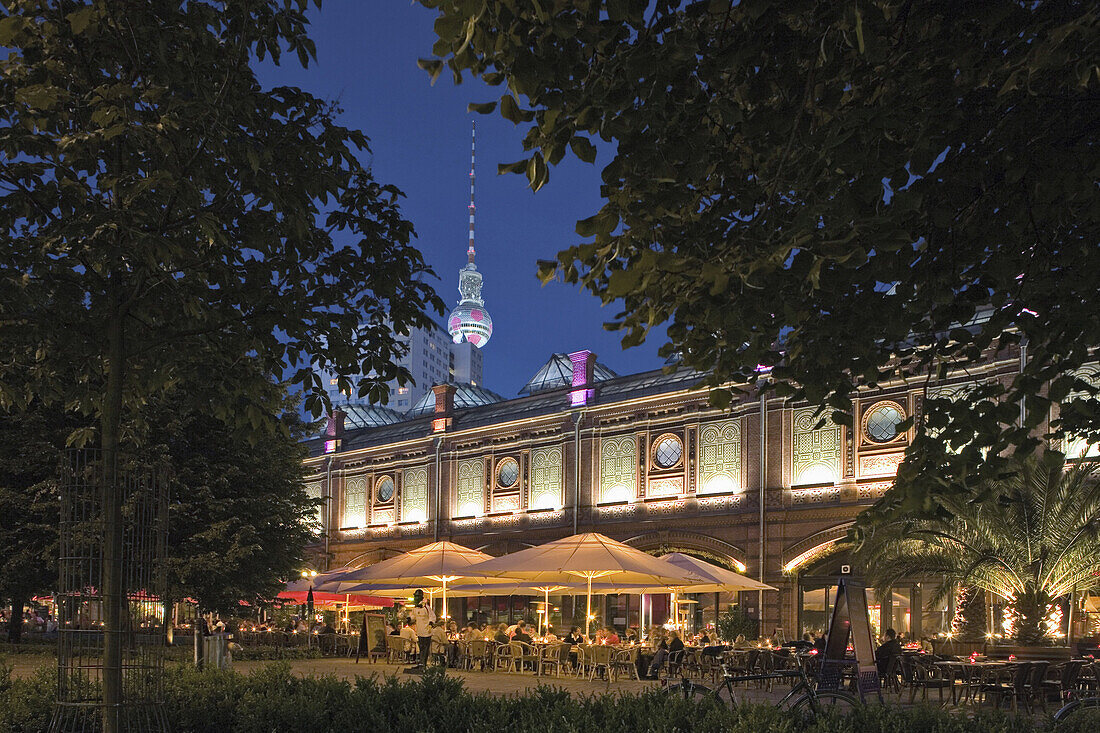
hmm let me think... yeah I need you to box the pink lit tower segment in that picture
[447,122,493,348]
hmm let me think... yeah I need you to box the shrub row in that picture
[2,660,1098,733]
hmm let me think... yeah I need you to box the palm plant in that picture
[855,456,1100,645]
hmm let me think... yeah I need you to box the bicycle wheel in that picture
[789,690,861,721]
[1054,697,1100,723]
[663,679,713,701]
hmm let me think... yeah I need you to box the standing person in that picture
[405,589,436,672]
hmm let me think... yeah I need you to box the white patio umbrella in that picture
[318,540,509,620]
[463,533,707,637]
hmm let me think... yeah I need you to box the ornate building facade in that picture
[303,344,1073,640]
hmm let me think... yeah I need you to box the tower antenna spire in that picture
[467,121,476,264]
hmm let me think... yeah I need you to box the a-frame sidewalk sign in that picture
[819,576,882,702]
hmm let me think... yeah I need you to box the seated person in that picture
[603,627,621,645]
[646,630,684,679]
[875,628,902,676]
[562,626,584,645]
[400,620,419,655]
[430,621,448,665]
[494,622,510,644]
[786,632,814,651]
[625,627,639,644]
[512,621,533,645]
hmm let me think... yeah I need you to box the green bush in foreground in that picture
[4,661,1097,733]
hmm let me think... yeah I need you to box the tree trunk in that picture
[162,594,173,646]
[8,593,26,643]
[101,308,126,733]
[1013,589,1050,646]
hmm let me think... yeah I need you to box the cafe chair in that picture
[611,647,640,681]
[465,639,490,671]
[384,634,407,664]
[508,641,538,673]
[907,656,953,704]
[982,662,1030,711]
[588,644,614,681]
[1042,660,1084,705]
[664,648,686,680]
[881,655,903,695]
[539,643,569,677]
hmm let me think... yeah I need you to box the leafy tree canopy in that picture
[0,0,444,437]
[147,377,316,616]
[418,0,1100,501]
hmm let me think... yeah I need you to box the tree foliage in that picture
[853,456,1100,645]
[0,0,443,433]
[0,2,441,720]
[149,383,316,616]
[0,401,66,642]
[418,0,1100,498]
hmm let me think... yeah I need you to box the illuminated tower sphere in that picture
[447,122,493,348]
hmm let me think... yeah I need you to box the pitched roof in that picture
[518,353,618,395]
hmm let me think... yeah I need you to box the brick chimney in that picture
[431,384,456,432]
[323,408,346,453]
[568,350,597,406]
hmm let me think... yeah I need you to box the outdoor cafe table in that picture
[934,659,1013,704]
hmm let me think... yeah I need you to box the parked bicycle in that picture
[660,652,861,719]
[1053,696,1100,724]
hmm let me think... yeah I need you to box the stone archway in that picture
[621,529,748,570]
[343,546,406,569]
[780,522,853,573]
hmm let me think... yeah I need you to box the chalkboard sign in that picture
[819,577,881,701]
[365,613,387,652]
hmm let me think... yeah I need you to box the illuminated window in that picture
[599,436,637,502]
[863,401,905,444]
[652,434,683,469]
[455,459,485,517]
[792,408,841,486]
[698,419,741,494]
[401,467,428,522]
[496,457,519,488]
[376,476,395,504]
[530,447,562,509]
[398,387,409,395]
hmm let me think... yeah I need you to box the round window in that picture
[496,458,519,489]
[653,434,683,469]
[863,402,905,444]
[376,477,395,503]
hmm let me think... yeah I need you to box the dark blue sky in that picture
[258,2,665,397]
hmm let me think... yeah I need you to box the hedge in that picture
[2,660,1097,733]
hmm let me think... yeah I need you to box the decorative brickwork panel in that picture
[600,435,637,503]
[342,476,367,528]
[792,408,841,486]
[697,419,741,494]
[647,477,683,497]
[492,494,520,513]
[455,458,484,517]
[305,481,324,535]
[858,452,904,478]
[401,467,428,522]
[529,446,562,510]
